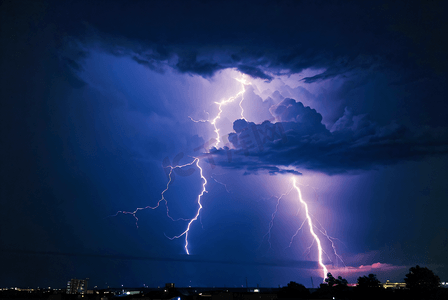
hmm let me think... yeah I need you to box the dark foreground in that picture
[2,286,448,300]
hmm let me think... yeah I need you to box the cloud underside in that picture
[24,0,447,175]
[210,99,448,175]
[47,0,447,84]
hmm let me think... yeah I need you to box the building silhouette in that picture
[66,278,88,294]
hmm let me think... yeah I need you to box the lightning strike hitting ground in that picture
[165,158,207,255]
[292,177,328,280]
[278,181,345,271]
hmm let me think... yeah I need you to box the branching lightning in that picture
[298,229,333,267]
[263,179,344,277]
[115,72,250,255]
[114,71,345,276]
[287,218,307,248]
[111,157,207,255]
[259,179,343,279]
[288,219,345,268]
[188,73,250,148]
[235,76,249,121]
[112,158,207,256]
[211,174,231,193]
[111,159,201,227]
[292,177,328,279]
[313,219,346,267]
[164,72,248,253]
[211,74,249,147]
[261,188,293,252]
[165,158,207,255]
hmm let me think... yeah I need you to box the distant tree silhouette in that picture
[325,273,337,287]
[338,275,348,286]
[316,273,351,300]
[286,281,307,290]
[325,272,348,287]
[357,274,381,289]
[404,265,440,292]
[278,281,310,299]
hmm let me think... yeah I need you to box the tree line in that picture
[279,265,447,300]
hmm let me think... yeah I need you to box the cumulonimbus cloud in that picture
[210,98,448,175]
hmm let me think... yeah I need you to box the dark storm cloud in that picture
[240,165,302,176]
[26,0,444,132]
[131,56,161,72]
[269,98,325,126]
[212,99,448,174]
[237,65,273,81]
[37,0,447,84]
[175,52,224,77]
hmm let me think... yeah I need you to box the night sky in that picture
[1,0,448,289]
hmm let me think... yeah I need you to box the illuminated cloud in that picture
[330,262,407,274]
[212,98,448,174]
[323,262,408,282]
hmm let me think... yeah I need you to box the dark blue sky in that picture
[1,0,448,288]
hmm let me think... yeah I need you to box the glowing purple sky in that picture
[1,0,448,288]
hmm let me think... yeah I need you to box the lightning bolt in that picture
[235,75,250,121]
[313,219,346,267]
[111,159,198,227]
[211,174,231,193]
[113,158,207,255]
[113,70,346,282]
[188,73,250,148]
[262,196,281,252]
[165,158,207,255]
[115,73,249,255]
[287,218,307,248]
[283,180,345,271]
[292,177,328,280]
[261,188,293,252]
[188,110,210,123]
[287,216,346,269]
[188,116,209,123]
[211,74,249,148]
[183,73,250,256]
